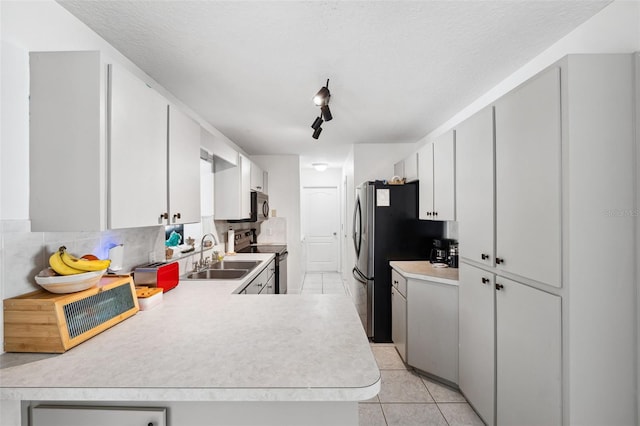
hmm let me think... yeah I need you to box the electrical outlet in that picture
[149,251,157,263]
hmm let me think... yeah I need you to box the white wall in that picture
[420,0,640,145]
[342,147,355,285]
[353,143,417,187]
[251,155,302,292]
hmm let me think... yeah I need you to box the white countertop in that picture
[0,253,380,402]
[390,260,459,286]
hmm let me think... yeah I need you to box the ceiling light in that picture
[321,105,332,122]
[313,80,331,106]
[312,127,322,139]
[312,163,328,172]
[311,116,323,130]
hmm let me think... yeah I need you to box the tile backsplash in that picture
[0,220,165,300]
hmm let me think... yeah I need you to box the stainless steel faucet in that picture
[199,233,219,270]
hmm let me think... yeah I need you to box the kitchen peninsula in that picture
[0,254,380,425]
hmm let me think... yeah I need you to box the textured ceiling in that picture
[58,0,609,168]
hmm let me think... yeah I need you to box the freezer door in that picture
[354,183,374,279]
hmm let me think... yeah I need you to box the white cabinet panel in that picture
[29,51,106,231]
[109,63,168,229]
[417,143,434,220]
[494,67,562,288]
[168,105,201,224]
[433,131,456,220]
[455,107,494,266]
[250,161,264,192]
[418,131,455,221]
[407,278,458,384]
[496,277,561,426]
[391,269,407,362]
[458,263,495,426]
[214,153,251,220]
[31,405,166,426]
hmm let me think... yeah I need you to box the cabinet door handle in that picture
[433,211,438,216]
[496,257,504,264]
[481,253,489,260]
[160,212,168,220]
[481,277,490,284]
[173,212,182,221]
[426,212,432,216]
[495,283,504,290]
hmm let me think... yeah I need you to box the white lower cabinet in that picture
[459,263,561,426]
[406,277,458,384]
[458,263,495,426]
[31,405,166,426]
[390,269,407,362]
[496,276,561,426]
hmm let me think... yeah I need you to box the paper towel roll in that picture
[227,228,235,253]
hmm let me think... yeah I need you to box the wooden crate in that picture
[3,276,139,353]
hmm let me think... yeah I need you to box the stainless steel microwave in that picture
[229,191,269,223]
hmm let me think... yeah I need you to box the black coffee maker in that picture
[430,239,459,268]
[430,239,450,264]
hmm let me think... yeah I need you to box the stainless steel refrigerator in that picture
[351,181,443,342]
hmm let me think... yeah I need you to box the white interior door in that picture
[303,187,340,272]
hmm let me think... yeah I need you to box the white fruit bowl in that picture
[35,268,107,294]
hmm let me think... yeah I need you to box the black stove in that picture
[237,244,287,256]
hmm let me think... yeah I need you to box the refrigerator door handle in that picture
[352,266,370,284]
[353,196,362,258]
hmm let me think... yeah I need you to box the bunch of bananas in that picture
[49,246,111,276]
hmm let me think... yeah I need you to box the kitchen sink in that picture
[209,260,261,270]
[185,269,249,280]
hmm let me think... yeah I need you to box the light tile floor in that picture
[300,272,348,295]
[300,272,485,426]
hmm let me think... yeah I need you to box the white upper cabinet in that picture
[455,107,495,266]
[29,51,203,231]
[214,153,251,220]
[494,67,562,288]
[109,63,168,229]
[168,105,201,225]
[418,130,455,221]
[29,51,168,231]
[417,143,434,219]
[250,161,265,192]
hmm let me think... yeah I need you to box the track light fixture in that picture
[321,105,332,122]
[311,116,323,130]
[310,79,333,139]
